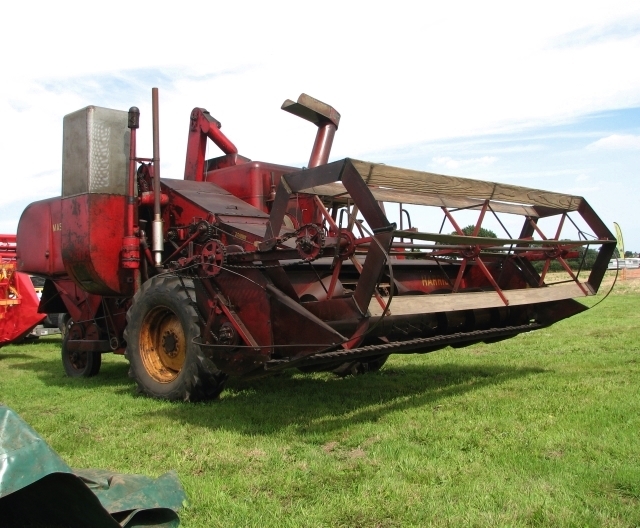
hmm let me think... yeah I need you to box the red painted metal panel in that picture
[205,161,298,213]
[61,194,133,297]
[16,198,65,276]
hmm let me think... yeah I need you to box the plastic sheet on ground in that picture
[0,404,186,527]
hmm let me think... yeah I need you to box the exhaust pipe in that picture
[121,106,141,271]
[151,87,164,268]
[281,94,340,168]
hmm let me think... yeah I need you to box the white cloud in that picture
[586,134,640,150]
[431,156,498,170]
[552,19,640,48]
[483,144,545,154]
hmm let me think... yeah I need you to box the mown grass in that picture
[1,272,639,527]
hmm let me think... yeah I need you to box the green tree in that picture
[454,225,498,238]
[531,247,600,272]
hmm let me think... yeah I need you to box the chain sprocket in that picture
[295,224,325,262]
[195,220,214,242]
[201,239,226,276]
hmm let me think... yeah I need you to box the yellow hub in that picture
[139,306,187,383]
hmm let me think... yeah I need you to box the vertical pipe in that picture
[126,107,140,238]
[121,107,141,275]
[151,88,164,267]
[152,89,161,215]
[308,122,336,168]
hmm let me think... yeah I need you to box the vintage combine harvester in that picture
[16,89,615,400]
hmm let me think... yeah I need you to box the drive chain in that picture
[266,323,543,370]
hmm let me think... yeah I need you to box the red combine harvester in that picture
[0,235,46,346]
[15,90,615,400]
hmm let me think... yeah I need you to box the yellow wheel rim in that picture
[139,306,187,383]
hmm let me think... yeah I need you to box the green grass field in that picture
[1,274,639,527]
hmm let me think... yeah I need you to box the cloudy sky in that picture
[2,1,639,249]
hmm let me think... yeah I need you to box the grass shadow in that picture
[150,362,547,436]
[1,337,62,351]
[0,353,39,360]
[6,349,547,436]
[6,353,132,392]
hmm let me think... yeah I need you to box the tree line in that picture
[454,225,606,272]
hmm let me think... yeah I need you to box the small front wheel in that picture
[61,326,101,377]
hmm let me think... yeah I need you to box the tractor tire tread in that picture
[124,275,227,402]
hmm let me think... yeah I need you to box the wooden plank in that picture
[368,282,589,317]
[300,182,539,217]
[394,230,613,247]
[350,159,583,211]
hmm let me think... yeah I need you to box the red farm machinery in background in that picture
[14,89,615,400]
[0,235,46,346]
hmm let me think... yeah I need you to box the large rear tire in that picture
[124,275,226,401]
